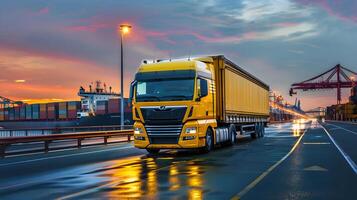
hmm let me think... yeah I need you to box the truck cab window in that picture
[198,78,208,97]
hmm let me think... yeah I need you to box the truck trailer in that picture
[130,55,270,154]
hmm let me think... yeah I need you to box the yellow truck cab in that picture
[130,55,269,154]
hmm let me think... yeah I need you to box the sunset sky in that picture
[0,0,356,110]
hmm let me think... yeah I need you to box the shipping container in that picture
[108,98,120,114]
[95,100,108,115]
[67,101,80,119]
[108,98,131,114]
[9,108,15,120]
[0,108,4,121]
[58,102,68,119]
[14,107,20,120]
[47,103,58,120]
[20,105,26,120]
[32,104,40,120]
[40,104,47,120]
[25,105,32,120]
[4,108,9,121]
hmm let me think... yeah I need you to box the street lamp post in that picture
[119,24,131,129]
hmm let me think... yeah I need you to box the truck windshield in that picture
[136,79,194,102]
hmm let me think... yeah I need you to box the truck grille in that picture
[145,125,182,144]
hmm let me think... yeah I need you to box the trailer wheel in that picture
[146,149,160,155]
[261,123,265,137]
[228,124,236,145]
[251,123,258,139]
[257,123,262,138]
[203,128,214,152]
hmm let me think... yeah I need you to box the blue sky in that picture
[0,0,356,109]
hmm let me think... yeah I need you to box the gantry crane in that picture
[290,64,357,104]
[0,96,23,109]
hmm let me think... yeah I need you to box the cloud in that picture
[226,0,313,22]
[295,0,357,23]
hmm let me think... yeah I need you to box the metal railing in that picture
[0,129,134,157]
[0,125,133,138]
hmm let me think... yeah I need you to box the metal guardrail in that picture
[0,125,133,138]
[0,129,134,157]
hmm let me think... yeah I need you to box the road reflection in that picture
[98,153,204,199]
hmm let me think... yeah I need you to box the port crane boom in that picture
[290,64,357,104]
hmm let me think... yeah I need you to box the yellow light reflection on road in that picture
[187,165,203,200]
[104,156,159,199]
[169,165,181,191]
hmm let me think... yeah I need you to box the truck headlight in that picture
[134,127,143,134]
[185,127,197,134]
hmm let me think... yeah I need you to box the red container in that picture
[40,104,47,120]
[108,98,120,114]
[47,103,58,120]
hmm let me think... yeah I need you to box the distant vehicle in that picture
[130,55,270,154]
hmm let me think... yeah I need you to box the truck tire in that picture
[146,149,160,155]
[228,124,236,145]
[203,128,214,152]
[257,123,262,138]
[261,124,265,137]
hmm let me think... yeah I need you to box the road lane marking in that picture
[0,146,134,167]
[303,142,330,145]
[303,165,328,171]
[325,123,357,135]
[231,129,307,200]
[321,126,357,174]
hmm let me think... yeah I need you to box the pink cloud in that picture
[295,0,357,23]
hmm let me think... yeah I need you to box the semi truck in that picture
[130,55,269,154]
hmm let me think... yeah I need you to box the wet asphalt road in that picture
[0,121,356,199]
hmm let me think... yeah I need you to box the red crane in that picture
[289,64,357,104]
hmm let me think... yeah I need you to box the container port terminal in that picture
[1,1,357,199]
[1,58,356,199]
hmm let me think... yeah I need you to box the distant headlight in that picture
[185,127,197,134]
[134,127,143,134]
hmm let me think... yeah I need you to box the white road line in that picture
[326,123,357,135]
[321,126,357,174]
[231,128,308,199]
[0,146,134,167]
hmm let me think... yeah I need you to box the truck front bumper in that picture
[133,121,206,149]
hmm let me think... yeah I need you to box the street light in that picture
[118,24,131,129]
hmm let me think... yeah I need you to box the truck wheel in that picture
[146,149,160,155]
[251,123,258,139]
[257,123,262,138]
[261,124,265,137]
[228,124,236,145]
[203,128,214,152]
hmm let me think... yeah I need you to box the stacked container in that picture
[32,104,40,120]
[9,108,15,120]
[95,100,108,115]
[25,105,32,120]
[40,104,47,120]
[58,102,67,119]
[0,108,4,121]
[108,98,120,114]
[4,108,9,121]
[20,105,26,120]
[47,103,57,120]
[14,107,20,120]
[68,101,80,119]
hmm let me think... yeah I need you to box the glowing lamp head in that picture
[119,24,131,34]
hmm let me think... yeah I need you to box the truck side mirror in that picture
[129,81,137,104]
